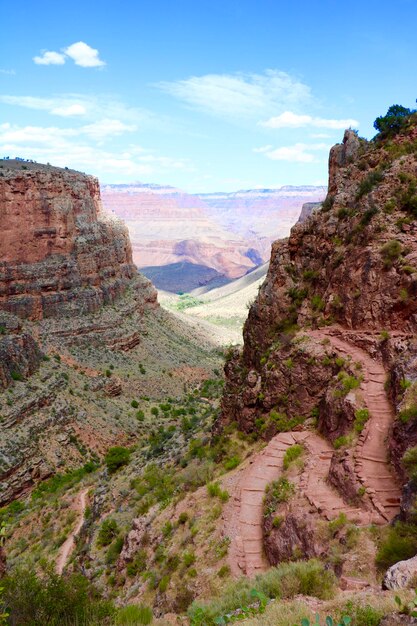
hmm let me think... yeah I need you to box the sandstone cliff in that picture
[220,120,417,562]
[0,161,141,320]
[0,160,164,503]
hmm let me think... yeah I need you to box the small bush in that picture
[97,518,119,547]
[106,535,124,564]
[183,551,196,567]
[354,408,369,433]
[264,478,295,515]
[399,405,417,423]
[223,455,241,471]
[10,370,23,381]
[116,604,153,625]
[207,482,229,502]
[283,444,303,470]
[403,446,417,480]
[131,400,139,408]
[381,239,402,268]
[188,559,335,625]
[376,523,417,569]
[356,170,384,199]
[105,446,131,473]
[334,436,349,450]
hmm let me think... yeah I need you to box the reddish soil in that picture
[56,489,88,575]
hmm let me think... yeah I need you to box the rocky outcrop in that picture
[297,202,322,224]
[383,554,417,590]
[263,513,321,564]
[221,121,417,432]
[0,161,145,320]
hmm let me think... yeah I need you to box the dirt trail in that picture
[310,329,401,522]
[225,431,373,578]
[56,489,88,575]
[225,328,401,577]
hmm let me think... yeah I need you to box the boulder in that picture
[383,554,417,589]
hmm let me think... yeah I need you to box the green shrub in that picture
[183,551,196,567]
[223,455,241,471]
[106,535,124,564]
[264,478,295,515]
[97,518,119,547]
[136,410,145,421]
[10,370,23,381]
[356,170,384,199]
[206,482,229,502]
[381,240,402,268]
[283,444,303,470]
[178,511,188,524]
[354,408,369,433]
[131,400,139,408]
[342,600,382,626]
[334,436,349,450]
[1,566,115,625]
[402,446,417,480]
[335,372,360,397]
[311,294,325,312]
[188,560,335,625]
[116,604,153,625]
[376,523,417,569]
[105,446,131,473]
[399,405,417,423]
[126,549,147,577]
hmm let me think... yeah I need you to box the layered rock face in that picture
[102,183,326,291]
[220,122,417,554]
[0,161,140,320]
[0,160,160,503]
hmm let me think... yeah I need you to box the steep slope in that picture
[220,120,417,570]
[0,160,223,505]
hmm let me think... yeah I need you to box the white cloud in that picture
[51,103,87,116]
[33,50,66,65]
[0,69,16,75]
[0,94,157,127]
[63,42,105,67]
[0,122,189,179]
[254,142,329,163]
[260,110,359,129]
[157,69,311,118]
[32,42,105,68]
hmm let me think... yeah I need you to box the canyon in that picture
[101,182,325,291]
[2,111,417,625]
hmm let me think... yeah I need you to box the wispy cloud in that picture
[259,111,359,129]
[0,94,156,126]
[0,69,16,75]
[157,69,311,118]
[33,42,105,68]
[254,142,329,163]
[0,122,189,179]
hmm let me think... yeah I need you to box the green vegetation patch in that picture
[264,477,295,515]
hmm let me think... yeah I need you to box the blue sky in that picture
[1,0,416,192]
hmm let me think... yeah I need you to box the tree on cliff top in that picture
[374,103,416,138]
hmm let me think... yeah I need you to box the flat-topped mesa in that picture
[0,161,147,320]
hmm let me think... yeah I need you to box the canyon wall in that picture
[0,161,142,320]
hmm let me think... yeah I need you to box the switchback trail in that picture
[56,489,88,575]
[224,328,401,578]
[310,328,401,522]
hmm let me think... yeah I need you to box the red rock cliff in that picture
[0,161,139,320]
